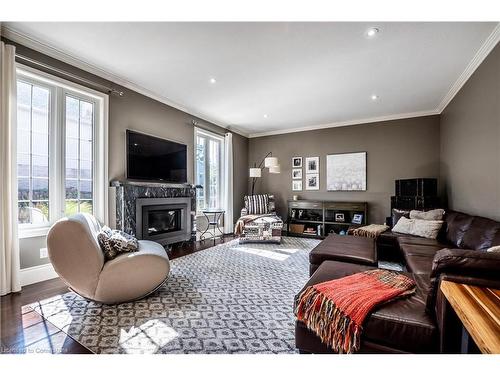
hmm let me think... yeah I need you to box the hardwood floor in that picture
[0,235,234,354]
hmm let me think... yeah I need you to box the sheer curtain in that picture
[0,42,21,295]
[223,133,234,234]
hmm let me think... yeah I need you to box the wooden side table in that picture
[440,280,500,354]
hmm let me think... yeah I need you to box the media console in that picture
[287,199,368,239]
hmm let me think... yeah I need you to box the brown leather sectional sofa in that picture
[295,210,500,353]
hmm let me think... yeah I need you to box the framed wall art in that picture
[292,156,303,168]
[326,152,367,191]
[292,168,302,179]
[305,156,319,173]
[292,180,303,191]
[305,173,319,190]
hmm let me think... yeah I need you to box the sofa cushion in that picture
[461,216,500,251]
[244,194,269,214]
[376,231,406,263]
[97,226,139,261]
[298,261,437,353]
[400,243,443,257]
[487,245,500,253]
[393,217,444,239]
[445,211,474,247]
[391,209,410,228]
[405,254,434,275]
[309,234,377,271]
[410,209,445,221]
[397,235,443,248]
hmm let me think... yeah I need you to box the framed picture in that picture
[352,213,363,224]
[305,173,319,190]
[305,157,319,173]
[326,152,367,191]
[292,157,303,168]
[335,213,345,222]
[292,168,302,180]
[292,180,302,191]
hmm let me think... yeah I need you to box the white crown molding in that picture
[1,25,249,138]
[20,263,58,287]
[436,22,500,113]
[248,110,440,138]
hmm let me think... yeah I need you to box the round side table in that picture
[200,209,225,245]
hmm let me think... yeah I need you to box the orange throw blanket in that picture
[294,269,416,353]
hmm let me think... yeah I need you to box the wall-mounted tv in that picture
[126,130,187,183]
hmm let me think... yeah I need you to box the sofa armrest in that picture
[240,207,248,217]
[430,248,500,277]
[426,248,500,313]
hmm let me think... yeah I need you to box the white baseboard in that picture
[20,263,58,287]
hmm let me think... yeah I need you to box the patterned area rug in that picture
[29,237,321,354]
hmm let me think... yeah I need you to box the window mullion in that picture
[77,99,81,212]
[59,87,65,219]
[219,138,224,210]
[205,136,210,209]
[28,84,34,219]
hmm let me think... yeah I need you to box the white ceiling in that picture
[3,22,499,137]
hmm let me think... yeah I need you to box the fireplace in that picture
[111,180,197,246]
[135,197,192,245]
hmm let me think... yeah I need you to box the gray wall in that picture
[8,40,248,269]
[440,43,500,220]
[8,36,499,269]
[248,116,441,224]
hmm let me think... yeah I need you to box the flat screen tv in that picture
[126,130,187,183]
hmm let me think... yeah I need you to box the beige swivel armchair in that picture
[47,213,170,304]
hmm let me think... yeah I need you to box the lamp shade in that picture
[249,168,262,177]
[269,165,281,174]
[264,157,278,168]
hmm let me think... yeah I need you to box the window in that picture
[194,128,224,212]
[17,81,51,224]
[64,96,94,215]
[16,66,108,238]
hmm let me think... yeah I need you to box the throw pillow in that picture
[391,209,410,227]
[410,209,445,221]
[393,217,444,239]
[244,194,269,215]
[97,226,139,261]
[487,245,500,253]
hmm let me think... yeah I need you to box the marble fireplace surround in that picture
[111,180,197,245]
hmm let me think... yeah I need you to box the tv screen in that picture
[126,130,187,183]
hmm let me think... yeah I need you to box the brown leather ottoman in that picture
[295,260,438,353]
[309,234,377,275]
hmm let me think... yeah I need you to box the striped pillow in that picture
[245,194,269,215]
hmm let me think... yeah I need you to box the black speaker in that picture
[395,178,437,196]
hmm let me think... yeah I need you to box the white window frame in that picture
[17,65,109,239]
[194,128,225,215]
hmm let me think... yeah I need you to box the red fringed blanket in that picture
[294,269,416,353]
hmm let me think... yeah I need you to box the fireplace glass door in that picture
[147,208,182,236]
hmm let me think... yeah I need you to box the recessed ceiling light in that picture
[263,114,269,118]
[366,27,380,38]
[209,77,217,84]
[371,94,379,101]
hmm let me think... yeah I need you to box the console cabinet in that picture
[287,200,368,239]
